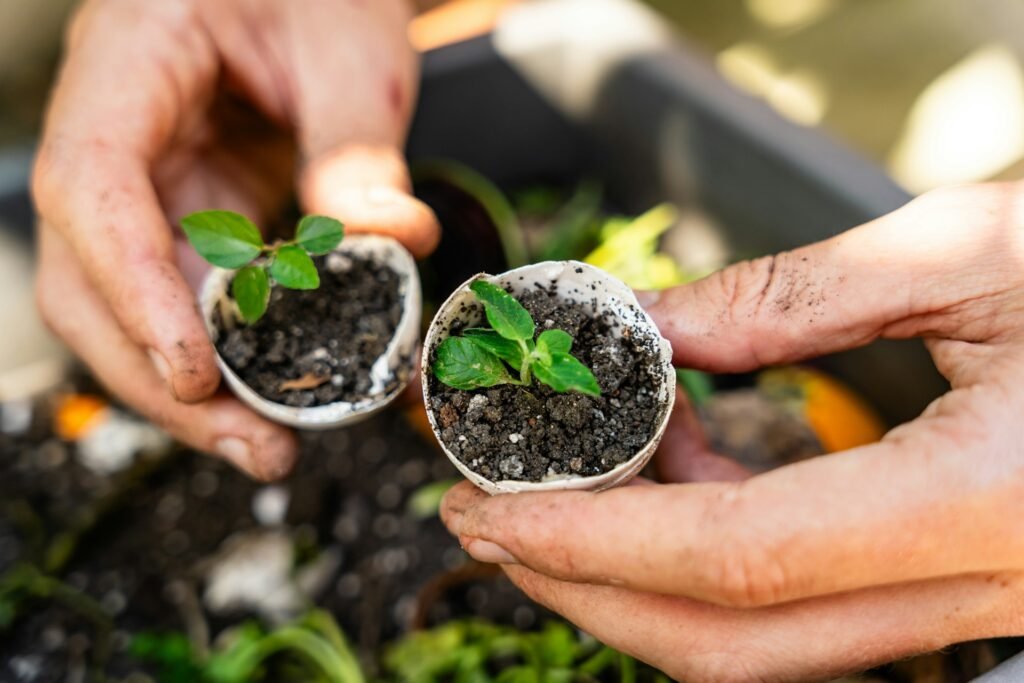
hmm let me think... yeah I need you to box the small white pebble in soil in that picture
[326,252,352,272]
[330,374,345,387]
[569,457,583,472]
[458,435,468,442]
[543,319,554,328]
[508,433,522,444]
[468,395,489,410]
[252,485,290,526]
[499,454,525,477]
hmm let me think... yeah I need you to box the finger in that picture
[645,183,1024,374]
[244,0,440,257]
[442,404,1024,607]
[655,389,752,483]
[33,0,220,402]
[299,145,441,258]
[503,564,1024,682]
[36,225,297,481]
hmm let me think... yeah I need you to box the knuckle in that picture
[698,487,793,608]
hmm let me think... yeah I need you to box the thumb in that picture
[299,144,440,258]
[644,184,1021,373]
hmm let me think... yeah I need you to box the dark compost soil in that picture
[0,376,545,681]
[214,252,403,407]
[427,286,665,482]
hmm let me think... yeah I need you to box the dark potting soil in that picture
[213,252,403,407]
[428,287,665,482]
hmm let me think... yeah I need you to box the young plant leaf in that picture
[295,215,344,255]
[181,210,264,268]
[533,353,601,397]
[270,245,319,289]
[434,337,514,390]
[231,266,270,323]
[463,328,525,368]
[469,280,535,341]
[536,329,572,355]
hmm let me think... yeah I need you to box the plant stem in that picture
[517,339,533,385]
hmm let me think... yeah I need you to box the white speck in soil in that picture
[393,594,417,627]
[189,470,219,497]
[543,319,554,327]
[335,572,362,598]
[101,589,126,615]
[252,485,290,526]
[375,482,402,509]
[513,605,537,629]
[374,548,409,574]
[372,513,400,539]
[156,493,184,525]
[499,454,525,477]
[41,627,65,651]
[508,433,522,444]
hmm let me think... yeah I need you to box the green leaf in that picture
[676,368,713,406]
[270,245,319,289]
[463,328,525,368]
[407,479,459,519]
[533,353,601,397]
[181,210,264,268]
[469,280,534,341]
[434,337,514,390]
[536,329,572,356]
[295,215,344,255]
[231,266,270,323]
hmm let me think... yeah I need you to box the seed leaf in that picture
[463,329,525,368]
[469,280,534,341]
[231,266,270,323]
[295,215,344,255]
[181,210,264,268]
[537,329,572,356]
[270,245,319,289]
[434,337,514,390]
[533,352,601,397]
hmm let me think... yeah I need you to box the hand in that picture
[32,0,439,479]
[442,183,1024,682]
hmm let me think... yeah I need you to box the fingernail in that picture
[635,290,661,308]
[366,186,400,204]
[465,538,518,565]
[148,348,177,399]
[214,437,255,475]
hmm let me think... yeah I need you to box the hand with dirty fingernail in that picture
[442,183,1024,682]
[32,0,438,477]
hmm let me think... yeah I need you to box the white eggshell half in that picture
[422,260,675,494]
[200,234,421,429]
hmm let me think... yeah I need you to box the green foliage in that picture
[434,337,515,391]
[181,210,344,323]
[270,246,320,290]
[433,281,601,397]
[383,619,647,683]
[181,211,265,269]
[407,479,460,519]
[131,610,364,683]
[232,266,270,323]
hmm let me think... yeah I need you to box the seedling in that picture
[181,210,344,323]
[433,280,601,397]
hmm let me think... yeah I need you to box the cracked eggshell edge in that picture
[200,234,421,430]
[421,260,676,494]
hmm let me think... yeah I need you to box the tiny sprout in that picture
[433,280,601,397]
[181,211,344,323]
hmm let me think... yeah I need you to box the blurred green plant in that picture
[406,479,460,519]
[132,609,364,683]
[383,620,664,683]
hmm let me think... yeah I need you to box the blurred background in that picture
[3,1,1024,681]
